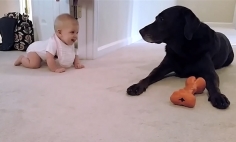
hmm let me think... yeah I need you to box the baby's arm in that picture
[73,55,84,69]
[74,55,80,64]
[46,52,65,72]
[45,37,65,73]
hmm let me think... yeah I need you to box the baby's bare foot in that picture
[74,63,85,69]
[79,64,85,68]
[14,55,24,66]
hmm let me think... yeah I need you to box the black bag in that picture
[0,17,17,51]
[4,12,35,51]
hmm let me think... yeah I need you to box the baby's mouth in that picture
[71,39,76,42]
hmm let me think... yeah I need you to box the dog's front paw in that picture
[208,93,230,109]
[127,83,146,96]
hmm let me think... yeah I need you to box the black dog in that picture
[126,5,234,109]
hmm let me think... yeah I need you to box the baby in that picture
[14,13,84,73]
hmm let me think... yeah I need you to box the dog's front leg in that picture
[197,55,230,109]
[201,70,230,109]
[127,55,173,96]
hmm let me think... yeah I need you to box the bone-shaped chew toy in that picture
[170,76,206,108]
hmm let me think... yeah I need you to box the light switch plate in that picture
[77,6,82,18]
[69,6,82,19]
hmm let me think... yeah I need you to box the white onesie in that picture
[26,34,78,68]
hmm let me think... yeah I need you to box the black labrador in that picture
[126,5,234,109]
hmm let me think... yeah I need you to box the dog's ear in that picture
[182,8,200,40]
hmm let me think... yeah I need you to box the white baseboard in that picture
[97,38,131,58]
[96,34,141,58]
[204,22,234,28]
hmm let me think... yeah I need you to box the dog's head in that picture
[139,6,201,44]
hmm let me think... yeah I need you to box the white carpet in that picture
[0,39,236,142]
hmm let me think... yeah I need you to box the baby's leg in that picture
[14,55,24,66]
[14,52,42,69]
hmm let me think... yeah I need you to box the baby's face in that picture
[60,23,79,45]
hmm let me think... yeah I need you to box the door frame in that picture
[80,0,96,60]
[86,0,98,60]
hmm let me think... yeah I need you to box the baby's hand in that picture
[55,68,66,73]
[74,63,84,69]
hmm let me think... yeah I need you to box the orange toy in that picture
[170,76,206,108]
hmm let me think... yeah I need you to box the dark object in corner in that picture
[4,12,35,51]
[0,17,17,51]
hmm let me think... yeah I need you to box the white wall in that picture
[130,0,178,41]
[0,0,20,17]
[96,0,177,51]
[97,0,133,47]
[177,0,236,23]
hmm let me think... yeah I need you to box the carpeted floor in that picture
[0,40,236,141]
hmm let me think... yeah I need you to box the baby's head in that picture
[54,13,79,45]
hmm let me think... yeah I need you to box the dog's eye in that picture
[155,16,164,23]
[159,17,164,21]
